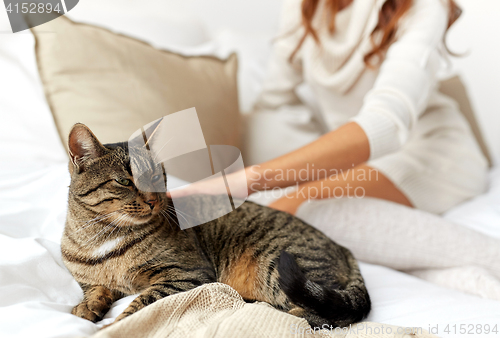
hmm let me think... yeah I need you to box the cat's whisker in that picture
[160,210,175,230]
[118,216,131,229]
[159,211,168,225]
[102,214,127,243]
[78,210,118,228]
[102,226,118,244]
[75,211,120,233]
[166,204,196,219]
[117,214,131,228]
[84,224,112,247]
[78,213,109,229]
[80,211,114,224]
[165,206,189,225]
[166,205,197,224]
[83,214,124,247]
[164,208,179,224]
[79,212,104,224]
[159,210,168,221]
[82,227,110,247]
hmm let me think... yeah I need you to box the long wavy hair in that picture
[290,0,462,66]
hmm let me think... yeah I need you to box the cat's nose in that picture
[145,199,157,210]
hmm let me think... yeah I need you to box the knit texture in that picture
[83,283,438,338]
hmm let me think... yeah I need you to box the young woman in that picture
[167,0,499,299]
[245,0,488,215]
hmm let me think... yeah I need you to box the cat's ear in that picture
[68,124,107,173]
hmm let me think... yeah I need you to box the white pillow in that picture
[0,1,221,175]
[0,12,67,173]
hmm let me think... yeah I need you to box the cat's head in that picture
[67,123,167,226]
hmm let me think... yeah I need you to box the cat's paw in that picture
[72,301,105,322]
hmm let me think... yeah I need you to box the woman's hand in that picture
[268,192,308,215]
[167,167,258,199]
[167,122,371,212]
[267,163,413,215]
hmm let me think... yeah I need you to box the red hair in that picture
[290,0,462,66]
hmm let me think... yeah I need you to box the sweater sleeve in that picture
[351,0,449,160]
[254,0,304,110]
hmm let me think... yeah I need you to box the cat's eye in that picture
[152,175,161,182]
[115,178,132,186]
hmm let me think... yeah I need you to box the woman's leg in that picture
[268,164,412,214]
[295,196,500,282]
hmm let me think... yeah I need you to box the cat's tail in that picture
[277,250,371,328]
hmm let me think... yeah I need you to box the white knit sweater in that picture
[256,0,450,160]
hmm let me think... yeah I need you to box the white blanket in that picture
[1,2,499,336]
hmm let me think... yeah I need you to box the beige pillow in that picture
[31,16,240,151]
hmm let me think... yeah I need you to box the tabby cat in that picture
[61,123,370,328]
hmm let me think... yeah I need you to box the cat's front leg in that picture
[72,284,123,322]
[113,279,203,323]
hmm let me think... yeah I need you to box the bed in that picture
[1,162,500,337]
[0,1,499,337]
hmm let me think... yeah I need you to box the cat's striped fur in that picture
[62,124,371,328]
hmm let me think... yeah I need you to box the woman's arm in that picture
[351,0,449,160]
[166,122,368,199]
[247,122,369,191]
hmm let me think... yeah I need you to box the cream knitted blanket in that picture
[85,283,437,338]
